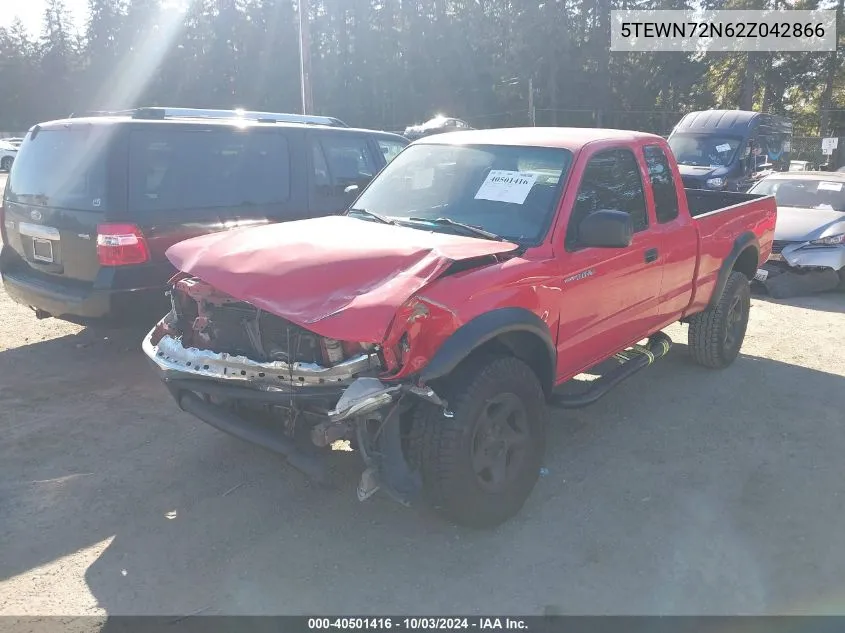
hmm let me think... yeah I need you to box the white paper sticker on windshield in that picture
[816,181,843,192]
[715,143,732,153]
[411,168,434,189]
[474,170,538,204]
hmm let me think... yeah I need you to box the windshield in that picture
[349,143,573,244]
[6,127,109,211]
[750,178,845,212]
[668,133,743,168]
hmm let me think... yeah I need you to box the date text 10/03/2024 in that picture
[307,618,529,630]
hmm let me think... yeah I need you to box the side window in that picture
[643,145,679,223]
[312,140,330,186]
[310,134,378,199]
[566,148,648,249]
[377,138,406,164]
[128,130,290,211]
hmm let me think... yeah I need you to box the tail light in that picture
[96,223,150,266]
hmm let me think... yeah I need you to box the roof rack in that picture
[68,109,137,118]
[70,107,348,127]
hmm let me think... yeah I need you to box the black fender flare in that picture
[707,230,759,311]
[418,307,556,393]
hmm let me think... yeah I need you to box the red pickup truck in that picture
[142,127,776,528]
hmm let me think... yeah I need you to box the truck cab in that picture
[668,110,793,192]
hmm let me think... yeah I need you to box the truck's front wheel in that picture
[413,356,547,528]
[688,271,751,369]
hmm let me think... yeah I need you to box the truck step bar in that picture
[549,332,673,410]
[177,391,330,484]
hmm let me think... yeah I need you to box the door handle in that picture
[644,248,659,263]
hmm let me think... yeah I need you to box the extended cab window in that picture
[567,149,648,249]
[643,145,679,223]
[311,135,378,198]
[128,129,290,211]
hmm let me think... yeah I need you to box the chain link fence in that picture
[791,136,824,167]
[791,136,845,170]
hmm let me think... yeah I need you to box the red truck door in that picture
[640,144,699,321]
[555,146,665,376]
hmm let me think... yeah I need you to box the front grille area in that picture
[771,240,794,254]
[197,302,323,364]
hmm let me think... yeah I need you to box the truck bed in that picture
[683,188,777,316]
[684,189,769,218]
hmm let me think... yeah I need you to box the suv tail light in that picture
[96,223,150,266]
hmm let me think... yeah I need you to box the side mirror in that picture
[577,209,633,248]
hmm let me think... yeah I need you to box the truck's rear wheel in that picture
[413,356,547,528]
[688,271,751,369]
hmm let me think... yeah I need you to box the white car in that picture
[0,140,17,172]
[788,160,813,171]
[748,171,845,286]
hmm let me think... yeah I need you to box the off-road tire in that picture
[0,156,12,172]
[688,271,751,369]
[410,355,548,528]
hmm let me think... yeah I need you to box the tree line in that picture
[0,0,843,137]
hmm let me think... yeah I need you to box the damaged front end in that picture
[142,276,449,504]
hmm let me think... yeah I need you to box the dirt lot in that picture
[2,170,845,617]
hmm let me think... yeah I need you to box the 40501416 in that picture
[307,618,396,629]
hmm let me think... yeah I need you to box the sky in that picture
[1,0,90,36]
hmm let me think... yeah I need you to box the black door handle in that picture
[644,248,659,263]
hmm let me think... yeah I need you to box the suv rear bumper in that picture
[1,266,166,321]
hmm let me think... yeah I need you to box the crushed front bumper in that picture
[142,329,402,422]
[142,325,446,502]
[767,244,845,271]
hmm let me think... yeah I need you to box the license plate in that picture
[754,269,769,282]
[769,253,784,262]
[32,238,54,263]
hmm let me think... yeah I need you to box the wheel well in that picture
[462,331,555,398]
[732,246,758,280]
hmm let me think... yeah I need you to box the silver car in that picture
[748,171,845,286]
[0,140,17,172]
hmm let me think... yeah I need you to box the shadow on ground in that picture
[751,284,845,314]
[3,331,845,615]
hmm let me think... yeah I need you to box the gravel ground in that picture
[2,171,845,617]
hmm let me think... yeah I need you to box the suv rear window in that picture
[6,128,109,212]
[128,129,291,211]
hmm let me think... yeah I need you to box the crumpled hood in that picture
[775,206,845,242]
[166,215,518,343]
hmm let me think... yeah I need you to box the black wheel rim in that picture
[724,294,745,350]
[470,393,531,493]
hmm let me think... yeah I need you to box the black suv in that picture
[0,108,408,323]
